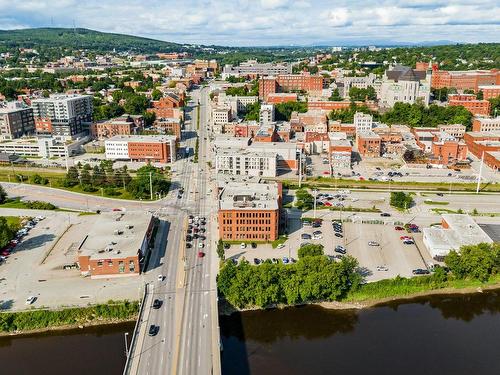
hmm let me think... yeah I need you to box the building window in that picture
[118,261,125,273]
[97,260,103,267]
[108,260,113,266]
[129,260,135,272]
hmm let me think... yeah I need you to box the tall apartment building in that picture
[105,135,176,163]
[0,102,35,140]
[259,104,275,125]
[31,94,92,138]
[90,114,144,140]
[472,116,500,132]
[379,65,431,107]
[354,112,373,134]
[259,73,324,100]
[215,148,277,177]
[218,181,281,241]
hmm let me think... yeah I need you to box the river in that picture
[0,322,135,375]
[220,290,500,375]
[0,291,499,375]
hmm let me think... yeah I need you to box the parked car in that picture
[198,251,205,258]
[335,245,346,254]
[412,269,430,275]
[198,242,204,248]
[282,257,290,264]
[368,241,380,246]
[301,233,312,240]
[186,243,192,249]
[223,243,230,249]
[152,299,163,309]
[240,243,246,249]
[376,265,389,271]
[157,275,164,281]
[380,212,391,217]
[276,243,285,249]
[335,232,343,238]
[251,242,257,249]
[253,258,260,265]
[394,226,404,231]
[26,296,37,305]
[313,230,322,236]
[148,325,159,336]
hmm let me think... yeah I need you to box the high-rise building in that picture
[0,101,35,140]
[31,94,93,138]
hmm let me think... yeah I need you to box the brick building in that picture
[153,117,182,140]
[90,115,143,140]
[356,131,381,157]
[472,116,500,132]
[78,211,154,278]
[478,85,500,100]
[432,69,500,91]
[105,135,176,163]
[218,181,281,241]
[464,131,500,161]
[448,94,491,116]
[430,133,468,165]
[147,94,184,119]
[266,93,298,104]
[259,73,324,100]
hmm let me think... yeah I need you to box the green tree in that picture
[151,88,162,101]
[390,192,413,210]
[0,184,7,204]
[64,166,79,187]
[295,189,314,210]
[0,217,14,249]
[217,240,225,261]
[329,88,342,101]
[80,169,92,186]
[445,243,500,282]
[298,244,324,258]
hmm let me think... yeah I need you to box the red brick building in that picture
[91,115,144,140]
[448,94,491,116]
[259,73,323,100]
[430,137,468,165]
[432,69,500,91]
[356,131,381,157]
[153,118,182,140]
[472,116,500,132]
[266,93,298,104]
[479,85,500,100]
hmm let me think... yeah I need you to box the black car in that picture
[186,243,192,248]
[177,194,182,199]
[193,233,199,239]
[312,222,321,228]
[334,227,342,233]
[335,246,346,254]
[188,215,194,219]
[335,232,343,238]
[148,325,159,336]
[186,235,192,241]
[380,213,391,217]
[253,258,260,265]
[436,193,444,196]
[152,299,163,309]
[251,242,257,249]
[223,243,230,249]
[198,235,206,241]
[412,269,430,275]
[186,229,192,234]
[301,233,312,240]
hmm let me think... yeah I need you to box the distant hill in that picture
[0,28,186,53]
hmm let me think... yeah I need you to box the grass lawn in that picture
[0,198,33,209]
[271,235,288,249]
[4,216,22,230]
[424,200,450,205]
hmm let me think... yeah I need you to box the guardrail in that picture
[123,282,149,375]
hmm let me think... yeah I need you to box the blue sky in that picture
[0,0,499,46]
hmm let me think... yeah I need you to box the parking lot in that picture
[0,210,144,311]
[224,219,431,282]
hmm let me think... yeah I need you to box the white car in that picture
[26,296,37,305]
[157,275,164,281]
[276,244,285,249]
[240,243,246,249]
[198,242,204,248]
[368,241,380,246]
[376,266,389,271]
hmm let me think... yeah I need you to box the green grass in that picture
[271,235,288,249]
[0,198,57,210]
[431,208,460,214]
[281,177,500,192]
[78,211,98,216]
[424,200,450,205]
[345,274,500,303]
[0,300,139,333]
[4,216,22,230]
[0,198,29,209]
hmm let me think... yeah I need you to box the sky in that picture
[0,0,499,46]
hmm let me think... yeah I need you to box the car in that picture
[240,243,246,249]
[302,221,312,227]
[186,229,192,235]
[312,221,322,228]
[301,233,312,240]
[158,275,164,281]
[253,258,260,265]
[152,299,163,309]
[400,236,412,240]
[276,243,285,249]
[25,296,37,305]
[335,232,343,238]
[334,246,346,254]
[394,226,404,231]
[198,235,206,241]
[376,265,389,271]
[188,215,194,219]
[177,194,182,199]
[403,240,414,245]
[368,241,380,246]
[282,257,289,264]
[376,167,381,171]
[313,230,322,236]
[198,242,204,248]
[412,269,430,275]
[447,172,453,177]
[148,325,159,336]
[186,235,192,241]
[380,213,391,217]
[186,243,192,249]
[250,242,257,248]
[436,193,444,197]
[223,243,230,249]
[193,227,199,233]
[334,227,342,233]
[193,233,199,239]
[198,251,205,258]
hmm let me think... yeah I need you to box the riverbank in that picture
[0,301,139,337]
[219,276,500,315]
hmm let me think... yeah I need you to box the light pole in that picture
[124,332,129,357]
[313,189,318,219]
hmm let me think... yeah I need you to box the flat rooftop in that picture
[79,211,152,260]
[106,135,176,143]
[219,181,279,211]
[442,214,493,245]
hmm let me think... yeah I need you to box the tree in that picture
[329,88,342,101]
[91,165,106,187]
[123,94,149,115]
[143,111,156,127]
[295,189,314,210]
[390,192,413,210]
[217,240,225,261]
[80,169,92,186]
[274,102,307,121]
[126,165,169,199]
[0,184,7,204]
[0,217,14,249]
[64,166,79,187]
[298,244,324,258]
[445,243,500,282]
[151,88,162,101]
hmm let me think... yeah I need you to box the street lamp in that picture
[124,332,129,357]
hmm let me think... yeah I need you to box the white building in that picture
[222,60,291,79]
[0,136,87,158]
[218,93,258,115]
[216,148,277,177]
[212,106,232,126]
[423,214,493,259]
[105,138,130,160]
[250,141,298,170]
[354,112,373,134]
[379,65,431,108]
[259,104,275,126]
[473,116,500,132]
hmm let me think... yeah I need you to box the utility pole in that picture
[298,152,302,188]
[149,171,153,200]
[476,151,484,194]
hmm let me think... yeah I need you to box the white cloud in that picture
[0,0,498,46]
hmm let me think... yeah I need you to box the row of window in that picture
[221,212,273,218]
